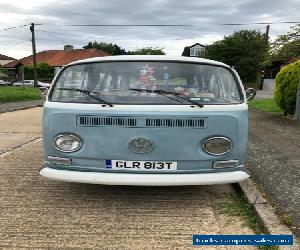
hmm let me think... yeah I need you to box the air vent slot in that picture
[145,118,206,128]
[78,116,137,127]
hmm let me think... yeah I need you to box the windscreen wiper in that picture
[130,88,184,104]
[57,88,113,106]
[129,88,204,108]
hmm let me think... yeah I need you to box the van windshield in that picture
[50,61,242,105]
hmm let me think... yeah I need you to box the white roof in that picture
[68,55,229,68]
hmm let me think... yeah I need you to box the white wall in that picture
[0,59,14,66]
[190,45,205,57]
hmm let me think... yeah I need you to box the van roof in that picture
[67,55,229,68]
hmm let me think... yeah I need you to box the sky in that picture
[0,0,299,59]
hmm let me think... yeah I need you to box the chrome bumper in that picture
[40,167,249,186]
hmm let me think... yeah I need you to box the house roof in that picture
[3,48,109,68]
[187,43,206,48]
[0,53,15,60]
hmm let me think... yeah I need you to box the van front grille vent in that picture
[145,118,205,128]
[78,116,137,127]
[77,116,206,128]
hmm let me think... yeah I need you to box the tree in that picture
[265,24,300,66]
[24,62,54,81]
[83,42,166,56]
[83,42,127,55]
[0,66,8,75]
[204,30,266,85]
[129,47,165,55]
[274,60,300,115]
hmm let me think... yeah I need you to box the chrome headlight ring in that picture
[53,133,82,153]
[202,136,232,156]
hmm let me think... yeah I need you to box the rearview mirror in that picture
[39,87,49,100]
[245,88,256,101]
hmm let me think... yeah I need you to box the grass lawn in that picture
[0,86,41,103]
[248,98,283,113]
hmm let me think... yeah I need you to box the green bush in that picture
[24,62,54,81]
[274,60,300,115]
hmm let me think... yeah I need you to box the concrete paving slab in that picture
[255,90,274,100]
[0,107,42,133]
[255,79,275,100]
[0,107,42,153]
[0,141,255,249]
[263,79,275,91]
[0,133,40,154]
[0,100,43,114]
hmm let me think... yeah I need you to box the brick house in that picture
[3,45,109,81]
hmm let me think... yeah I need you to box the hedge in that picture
[24,62,55,81]
[274,60,300,115]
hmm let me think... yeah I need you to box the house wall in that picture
[0,59,14,66]
[190,45,205,57]
[54,67,62,75]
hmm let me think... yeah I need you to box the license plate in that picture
[104,160,177,171]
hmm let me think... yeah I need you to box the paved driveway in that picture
[255,79,275,100]
[0,108,42,154]
[0,100,43,114]
[0,108,255,249]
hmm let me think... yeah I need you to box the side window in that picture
[60,66,85,89]
[52,65,86,99]
[219,69,240,100]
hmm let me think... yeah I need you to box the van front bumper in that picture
[40,167,249,186]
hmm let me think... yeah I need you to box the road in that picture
[0,108,255,249]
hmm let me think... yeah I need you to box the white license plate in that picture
[104,160,177,171]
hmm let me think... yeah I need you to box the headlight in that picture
[54,134,82,152]
[202,137,232,156]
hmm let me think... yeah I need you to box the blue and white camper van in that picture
[40,55,255,186]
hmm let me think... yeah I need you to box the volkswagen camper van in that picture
[40,55,255,186]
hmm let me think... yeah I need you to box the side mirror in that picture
[245,88,256,101]
[39,87,49,100]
